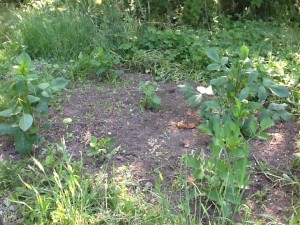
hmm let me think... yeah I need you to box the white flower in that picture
[242,99,249,104]
[196,85,214,95]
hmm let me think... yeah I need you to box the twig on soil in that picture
[252,155,279,183]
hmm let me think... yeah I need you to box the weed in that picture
[8,141,180,224]
[87,136,120,159]
[0,159,28,193]
[139,81,161,110]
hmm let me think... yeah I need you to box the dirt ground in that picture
[0,72,299,224]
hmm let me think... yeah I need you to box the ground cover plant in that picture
[0,0,299,224]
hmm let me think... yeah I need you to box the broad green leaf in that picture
[210,76,228,86]
[212,136,225,149]
[185,156,200,169]
[41,91,50,98]
[15,131,33,154]
[257,131,271,140]
[119,43,132,50]
[14,80,27,95]
[268,103,288,111]
[15,75,26,81]
[0,123,19,135]
[249,117,258,134]
[248,102,262,110]
[198,124,213,135]
[179,84,196,99]
[220,57,228,66]
[112,70,122,77]
[262,78,273,87]
[90,136,98,147]
[27,74,38,81]
[28,95,40,104]
[113,57,120,65]
[151,95,161,109]
[213,115,221,136]
[51,77,69,91]
[188,94,203,108]
[207,49,220,62]
[43,122,53,130]
[243,117,258,137]
[17,51,32,64]
[28,82,36,94]
[210,142,223,156]
[259,109,271,121]
[35,101,49,115]
[243,57,252,69]
[278,110,294,121]
[239,87,250,100]
[257,86,267,102]
[239,45,249,60]
[19,113,33,131]
[268,85,289,97]
[205,101,221,111]
[38,83,50,90]
[207,63,221,71]
[0,108,13,117]
[207,189,222,205]
[260,118,274,131]
[247,70,258,83]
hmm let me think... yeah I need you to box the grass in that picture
[1,141,179,224]
[0,0,299,224]
[16,7,97,60]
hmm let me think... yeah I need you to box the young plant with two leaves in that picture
[0,52,69,154]
[180,45,292,218]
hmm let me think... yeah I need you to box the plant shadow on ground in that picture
[1,72,298,224]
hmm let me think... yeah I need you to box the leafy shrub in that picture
[180,45,292,218]
[0,52,68,153]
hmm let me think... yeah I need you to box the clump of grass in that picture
[5,140,176,224]
[16,6,97,60]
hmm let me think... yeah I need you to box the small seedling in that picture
[87,136,119,159]
[139,81,161,110]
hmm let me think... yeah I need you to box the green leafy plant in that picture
[87,136,119,159]
[91,47,123,82]
[139,81,161,110]
[181,45,292,138]
[0,52,69,154]
[180,45,293,218]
